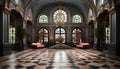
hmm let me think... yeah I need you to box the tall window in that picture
[39,15,48,23]
[9,25,15,44]
[55,27,66,43]
[106,27,110,44]
[54,10,67,23]
[39,28,48,43]
[72,15,82,23]
[72,28,82,44]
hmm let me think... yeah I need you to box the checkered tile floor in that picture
[0,48,120,69]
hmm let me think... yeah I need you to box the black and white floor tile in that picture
[0,48,120,69]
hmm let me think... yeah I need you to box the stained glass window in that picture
[72,15,82,23]
[106,27,110,44]
[39,15,48,23]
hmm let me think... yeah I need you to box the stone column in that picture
[23,22,27,49]
[115,0,120,56]
[108,13,116,55]
[93,22,97,50]
[3,13,10,43]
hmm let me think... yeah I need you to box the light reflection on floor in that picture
[0,49,120,69]
[51,50,71,68]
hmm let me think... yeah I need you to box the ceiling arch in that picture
[23,0,96,18]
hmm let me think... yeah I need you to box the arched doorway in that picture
[72,28,82,45]
[38,28,49,43]
[55,27,66,43]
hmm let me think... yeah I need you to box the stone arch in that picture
[10,9,23,26]
[10,9,24,50]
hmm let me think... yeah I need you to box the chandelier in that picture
[55,7,65,27]
[56,18,65,27]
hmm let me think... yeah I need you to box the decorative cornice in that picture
[3,3,11,14]
[4,7,10,14]
[109,7,115,14]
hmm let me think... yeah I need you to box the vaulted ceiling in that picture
[23,0,96,18]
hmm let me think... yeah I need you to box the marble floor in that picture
[0,48,120,69]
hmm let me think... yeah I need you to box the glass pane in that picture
[61,34,65,37]
[55,28,60,33]
[9,27,15,44]
[44,37,48,42]
[73,29,76,33]
[106,27,110,44]
[55,34,60,43]
[61,28,65,33]
[77,29,81,33]
[44,29,48,33]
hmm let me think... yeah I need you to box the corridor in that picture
[0,49,120,69]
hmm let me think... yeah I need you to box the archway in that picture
[10,9,24,51]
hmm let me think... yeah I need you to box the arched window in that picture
[39,15,48,23]
[93,0,96,6]
[39,28,48,43]
[72,15,82,23]
[72,28,82,44]
[54,10,67,23]
[55,27,66,43]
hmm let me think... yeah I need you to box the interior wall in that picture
[33,5,87,43]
